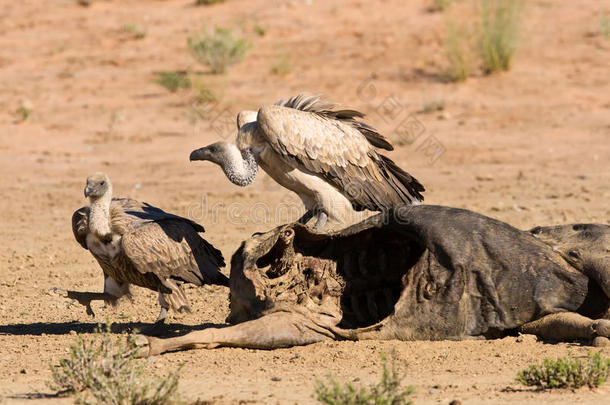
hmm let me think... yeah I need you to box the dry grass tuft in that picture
[49,323,182,405]
[315,352,414,405]
[517,351,610,389]
[480,0,522,74]
[187,27,250,74]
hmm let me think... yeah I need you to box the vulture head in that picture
[189,142,235,165]
[84,172,112,200]
[190,142,258,187]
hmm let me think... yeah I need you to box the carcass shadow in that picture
[0,321,229,338]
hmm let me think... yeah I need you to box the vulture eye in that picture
[100,181,105,186]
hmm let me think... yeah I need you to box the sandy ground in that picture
[1,0,609,404]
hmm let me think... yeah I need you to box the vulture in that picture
[62,172,228,325]
[190,93,425,230]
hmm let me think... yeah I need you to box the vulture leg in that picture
[519,312,610,346]
[156,293,170,323]
[297,210,314,224]
[312,211,328,231]
[134,312,333,357]
[103,277,130,305]
[138,293,171,337]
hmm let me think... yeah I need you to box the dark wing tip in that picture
[72,206,90,249]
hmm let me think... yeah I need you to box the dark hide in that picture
[137,205,610,356]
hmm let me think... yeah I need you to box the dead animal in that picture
[189,93,424,230]
[54,172,228,328]
[135,204,609,356]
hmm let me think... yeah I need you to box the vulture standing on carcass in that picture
[59,172,228,326]
[190,94,425,230]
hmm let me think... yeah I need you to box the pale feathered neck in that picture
[89,189,112,237]
[220,145,258,187]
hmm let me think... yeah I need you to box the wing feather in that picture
[120,220,228,287]
[256,103,424,211]
[111,198,205,233]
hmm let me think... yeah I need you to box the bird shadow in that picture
[0,321,229,338]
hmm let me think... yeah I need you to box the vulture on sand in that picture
[190,94,424,229]
[61,172,228,325]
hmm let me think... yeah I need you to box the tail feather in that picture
[379,154,425,204]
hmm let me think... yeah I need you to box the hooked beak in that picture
[189,147,209,161]
[84,185,92,198]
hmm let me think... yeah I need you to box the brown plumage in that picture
[68,173,228,324]
[190,93,425,230]
[259,94,425,210]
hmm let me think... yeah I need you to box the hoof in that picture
[134,334,152,358]
[594,319,610,337]
[592,336,610,347]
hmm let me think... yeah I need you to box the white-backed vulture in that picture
[61,172,228,325]
[189,94,425,230]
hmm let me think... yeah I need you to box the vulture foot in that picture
[139,322,168,337]
[139,307,168,336]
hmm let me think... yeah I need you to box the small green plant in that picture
[480,0,522,74]
[253,24,266,37]
[315,352,414,405]
[600,15,610,39]
[443,19,471,82]
[188,27,250,74]
[195,0,225,5]
[123,24,146,39]
[155,71,192,92]
[16,106,32,121]
[192,78,218,104]
[422,99,446,113]
[516,351,610,389]
[49,323,181,404]
[270,55,291,76]
[433,0,453,11]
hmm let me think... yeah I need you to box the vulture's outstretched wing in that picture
[256,97,424,211]
[121,220,228,287]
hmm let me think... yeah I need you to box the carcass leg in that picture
[135,312,333,356]
[519,312,610,346]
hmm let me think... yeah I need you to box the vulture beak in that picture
[84,185,92,198]
[189,147,209,162]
